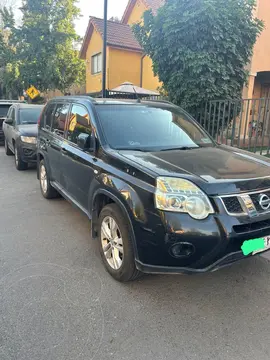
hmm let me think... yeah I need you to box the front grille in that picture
[233,219,270,234]
[221,188,270,216]
[222,197,243,214]
[250,190,270,213]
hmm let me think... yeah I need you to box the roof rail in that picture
[60,94,97,103]
[77,94,98,102]
[143,98,175,106]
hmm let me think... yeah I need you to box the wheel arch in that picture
[37,152,51,180]
[36,152,43,179]
[91,189,139,260]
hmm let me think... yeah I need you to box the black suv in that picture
[37,96,270,282]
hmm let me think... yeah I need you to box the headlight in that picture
[155,177,214,220]
[20,136,37,144]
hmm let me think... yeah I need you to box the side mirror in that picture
[5,118,13,125]
[77,132,95,152]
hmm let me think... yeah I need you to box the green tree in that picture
[0,7,22,98]
[133,0,264,115]
[0,0,85,97]
[0,0,17,29]
[17,0,85,93]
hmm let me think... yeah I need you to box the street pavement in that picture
[1,146,270,360]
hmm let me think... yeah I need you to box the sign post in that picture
[102,0,108,98]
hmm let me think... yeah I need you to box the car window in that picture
[9,108,15,124]
[0,105,11,118]
[6,106,13,119]
[95,105,214,151]
[19,107,43,125]
[67,104,92,145]
[51,103,70,137]
[41,103,56,130]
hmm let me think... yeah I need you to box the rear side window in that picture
[41,104,55,130]
[51,103,70,137]
[67,104,92,145]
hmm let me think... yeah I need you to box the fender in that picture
[91,187,140,260]
[90,174,147,223]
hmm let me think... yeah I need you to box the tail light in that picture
[37,113,42,127]
[38,106,46,128]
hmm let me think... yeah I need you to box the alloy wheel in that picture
[101,216,124,270]
[40,165,48,194]
[14,147,18,165]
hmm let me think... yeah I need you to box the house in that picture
[80,0,270,100]
[239,0,270,139]
[243,0,270,100]
[80,0,164,94]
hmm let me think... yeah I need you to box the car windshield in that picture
[0,105,11,118]
[19,107,43,124]
[95,104,214,151]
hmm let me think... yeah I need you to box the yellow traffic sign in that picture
[26,85,40,100]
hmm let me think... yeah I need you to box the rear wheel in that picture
[4,138,12,156]
[39,159,59,199]
[14,144,28,170]
[98,203,141,282]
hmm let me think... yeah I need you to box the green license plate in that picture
[241,236,270,256]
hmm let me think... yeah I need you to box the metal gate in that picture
[195,98,270,156]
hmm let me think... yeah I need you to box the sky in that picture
[75,0,129,37]
[13,0,129,37]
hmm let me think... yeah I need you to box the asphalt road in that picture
[1,146,270,360]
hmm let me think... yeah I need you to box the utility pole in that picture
[102,0,108,98]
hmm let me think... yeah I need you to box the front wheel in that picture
[14,144,28,170]
[98,203,141,282]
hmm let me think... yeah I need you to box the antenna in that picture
[133,87,141,103]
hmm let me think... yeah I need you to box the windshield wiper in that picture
[116,147,149,152]
[160,146,198,151]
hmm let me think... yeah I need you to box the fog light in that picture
[170,242,195,258]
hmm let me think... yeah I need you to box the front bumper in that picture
[18,142,37,163]
[133,204,270,274]
[136,249,269,274]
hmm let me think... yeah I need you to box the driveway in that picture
[1,146,270,360]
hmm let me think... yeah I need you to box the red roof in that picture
[80,17,142,59]
[80,0,165,59]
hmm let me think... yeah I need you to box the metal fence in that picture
[195,98,270,156]
[86,90,162,100]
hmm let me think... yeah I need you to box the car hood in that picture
[117,146,270,195]
[17,124,38,137]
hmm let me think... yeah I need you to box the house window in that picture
[91,53,102,74]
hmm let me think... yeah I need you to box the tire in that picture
[14,143,28,170]
[98,203,141,282]
[39,159,59,199]
[4,138,13,156]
